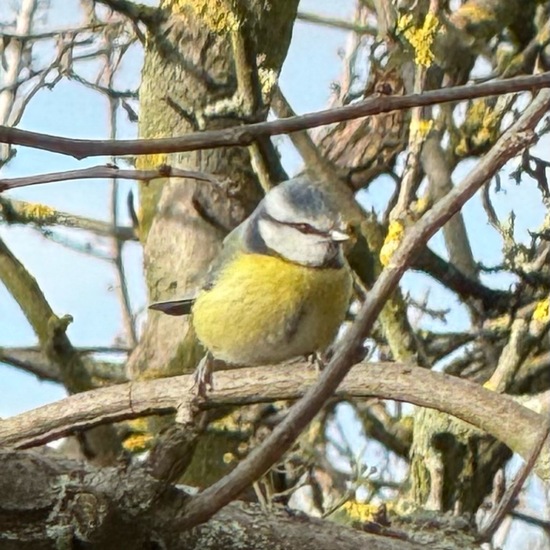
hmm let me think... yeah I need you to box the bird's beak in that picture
[330,226,351,242]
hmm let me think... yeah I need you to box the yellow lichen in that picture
[121,418,153,453]
[397,13,440,67]
[223,452,236,464]
[455,99,500,157]
[533,298,550,323]
[168,0,240,34]
[122,432,154,453]
[21,202,55,221]
[341,501,379,522]
[455,3,493,25]
[258,67,277,100]
[410,118,434,139]
[135,152,168,171]
[380,220,405,266]
[411,195,432,216]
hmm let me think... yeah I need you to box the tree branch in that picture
[0,72,549,161]
[0,164,219,191]
[93,0,160,28]
[0,196,137,241]
[2,362,549,481]
[296,11,376,36]
[0,346,127,385]
[0,236,123,462]
[0,447,424,549]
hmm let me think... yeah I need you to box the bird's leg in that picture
[308,351,328,372]
[194,352,215,396]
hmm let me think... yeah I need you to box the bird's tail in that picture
[149,299,194,316]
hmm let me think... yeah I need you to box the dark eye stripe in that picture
[262,211,328,237]
[291,222,311,232]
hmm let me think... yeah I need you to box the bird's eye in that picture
[294,223,313,233]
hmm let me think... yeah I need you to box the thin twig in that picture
[479,421,550,541]
[296,11,376,36]
[0,22,122,42]
[104,46,138,347]
[1,72,550,160]
[0,164,219,191]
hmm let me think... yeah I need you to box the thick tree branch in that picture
[0,447,424,549]
[2,362,549,481]
[0,72,549,161]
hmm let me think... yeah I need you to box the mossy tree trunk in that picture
[126,0,299,484]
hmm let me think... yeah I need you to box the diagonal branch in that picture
[479,420,550,541]
[174,88,550,529]
[0,236,123,461]
[0,72,549,160]
[93,0,161,27]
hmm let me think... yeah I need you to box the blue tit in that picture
[150,176,353,382]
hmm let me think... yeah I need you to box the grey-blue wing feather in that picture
[150,208,267,313]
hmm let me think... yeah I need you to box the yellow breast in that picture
[192,253,352,366]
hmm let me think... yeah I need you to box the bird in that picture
[150,176,353,391]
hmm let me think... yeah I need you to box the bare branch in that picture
[1,362,549,481]
[104,52,138,347]
[0,72,549,160]
[479,421,550,541]
[0,164,219,191]
[296,11,376,36]
[0,196,136,241]
[0,346,127,385]
[0,22,122,42]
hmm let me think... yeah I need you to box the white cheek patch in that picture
[258,218,329,267]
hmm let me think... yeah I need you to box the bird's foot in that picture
[193,353,214,397]
[307,352,328,372]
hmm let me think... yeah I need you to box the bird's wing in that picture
[149,214,260,314]
[202,220,251,290]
